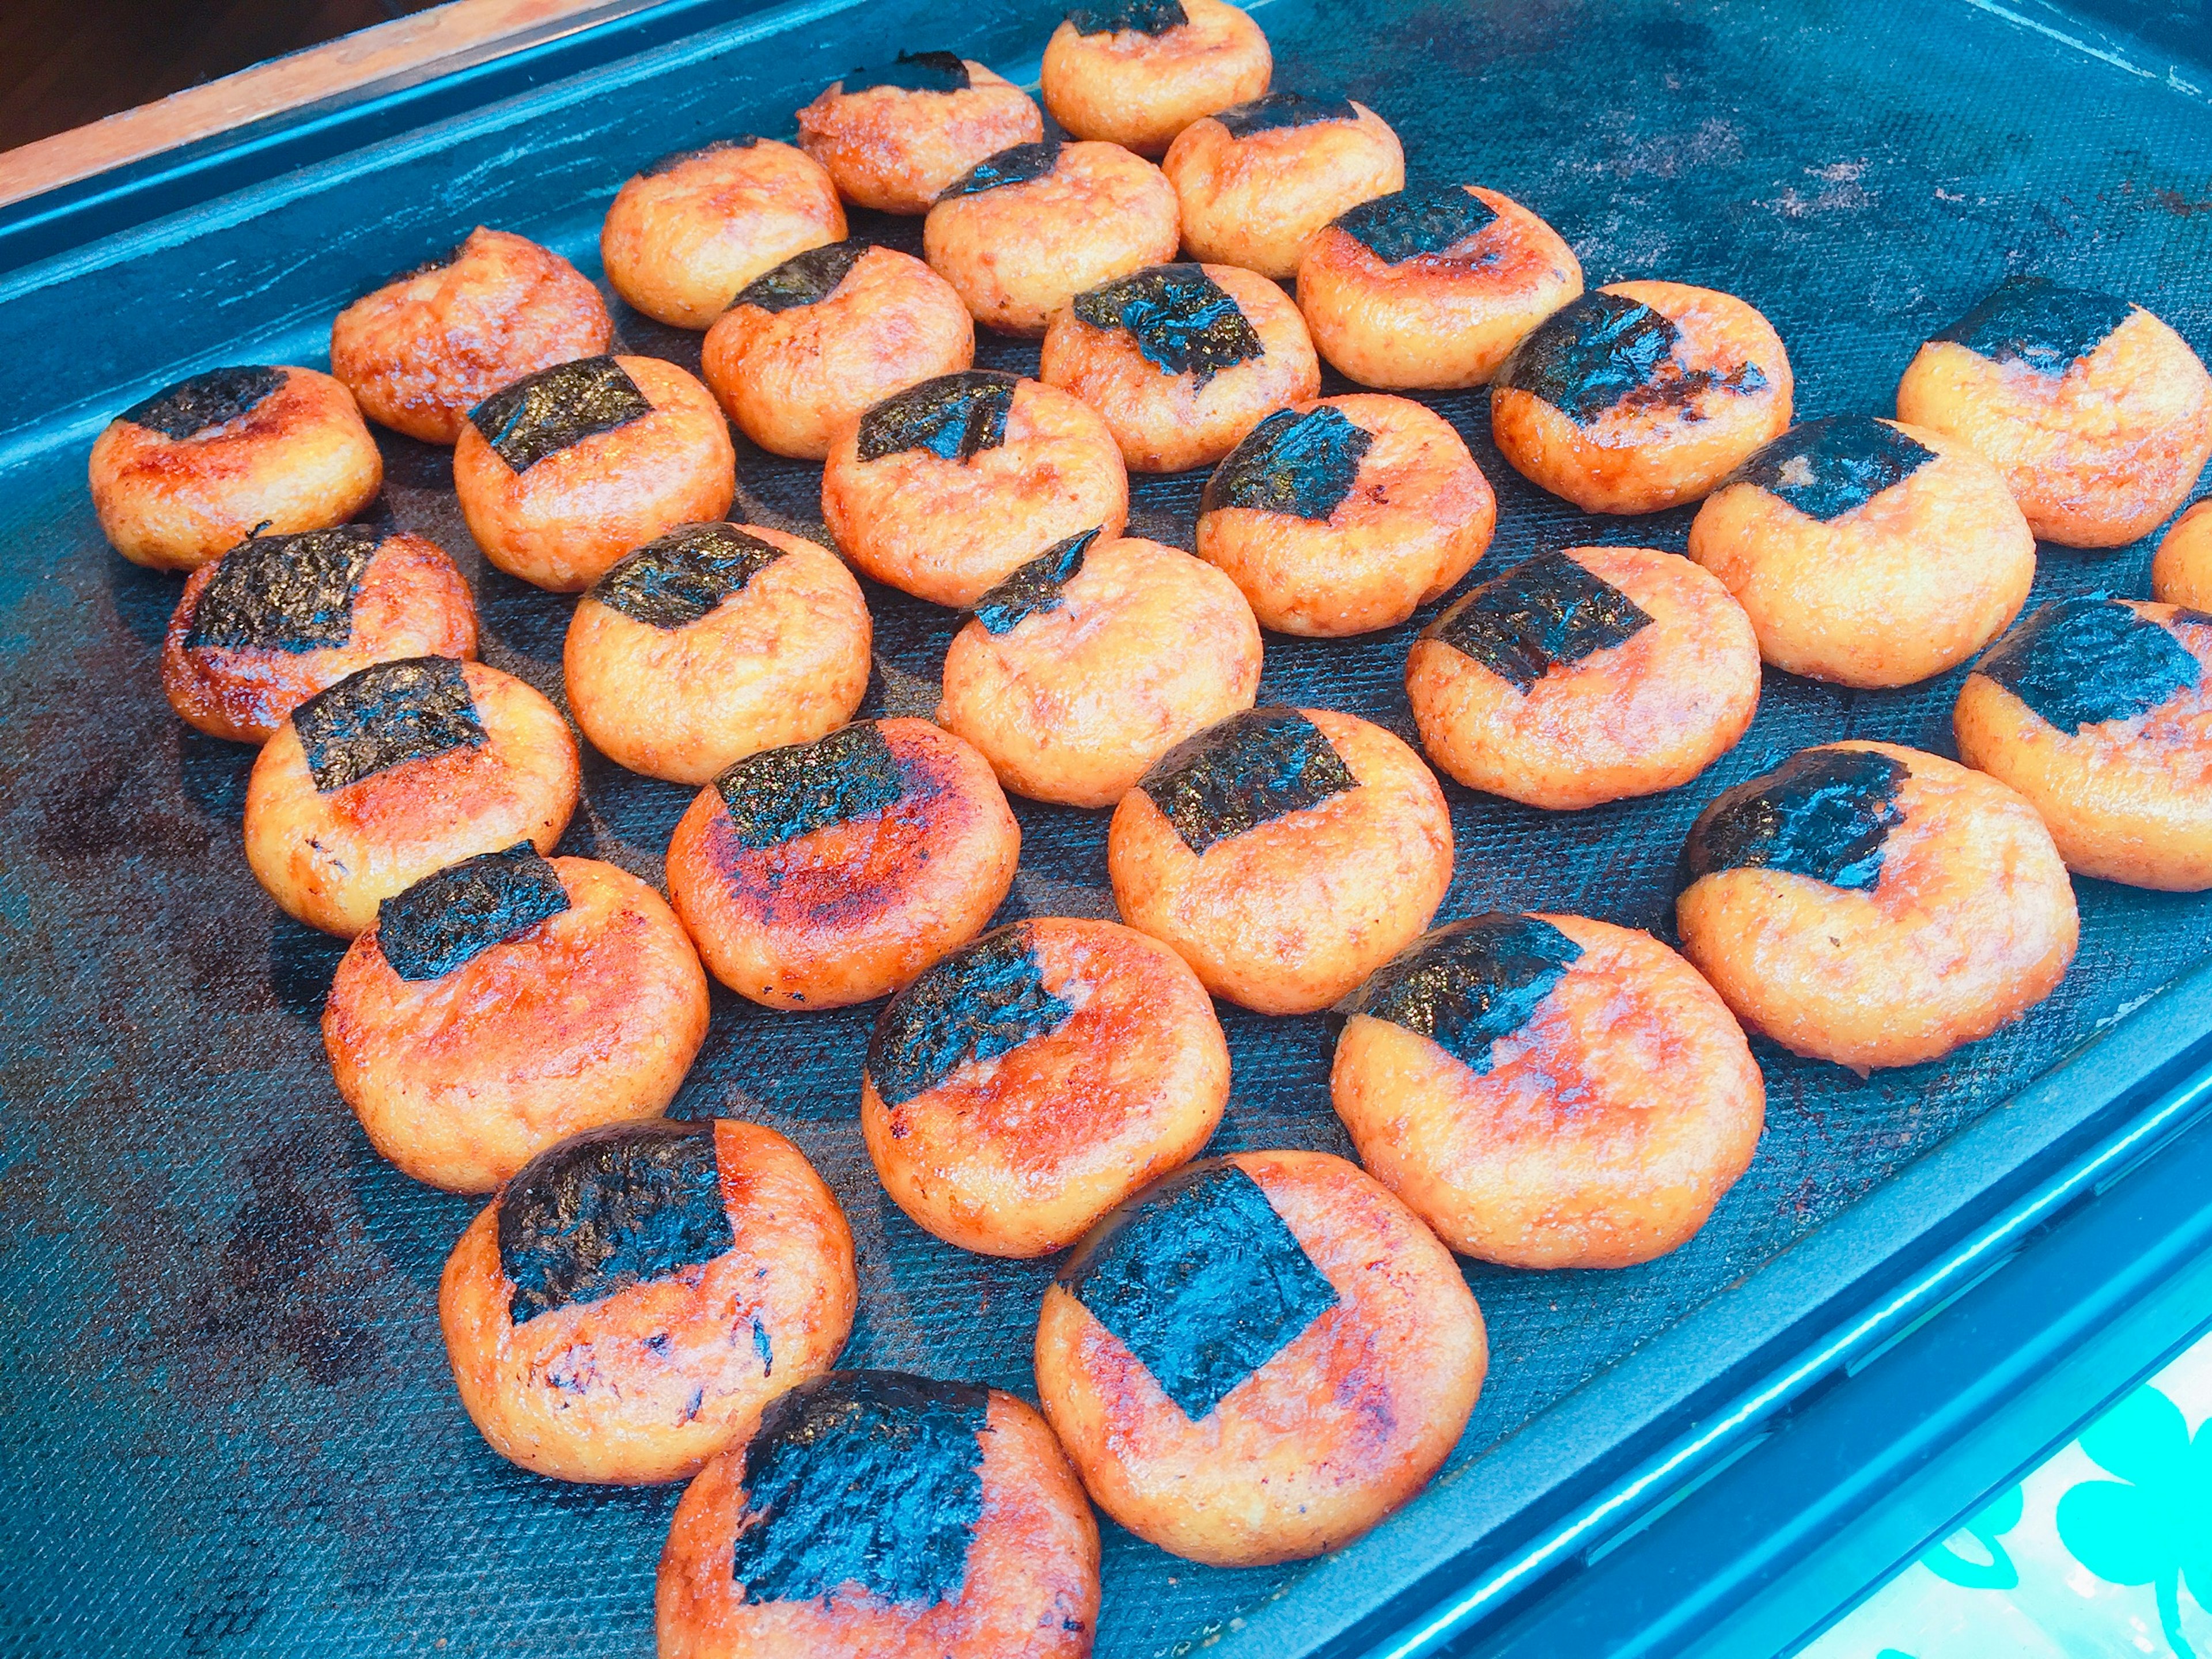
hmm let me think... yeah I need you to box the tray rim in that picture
[3,2,2210,1656]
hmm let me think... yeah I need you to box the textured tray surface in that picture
[3,1,2211,1656]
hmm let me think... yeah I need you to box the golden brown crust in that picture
[89,366,383,573]
[1033,1150,1485,1567]
[243,660,581,938]
[700,246,975,461]
[2153,500,2212,610]
[1332,915,1764,1268]
[1040,0,1272,156]
[162,530,478,743]
[1955,603,2212,891]
[1295,187,1583,389]
[329,228,612,444]
[453,355,736,593]
[440,1120,855,1482]
[937,534,1262,807]
[1196,392,1496,636]
[600,139,847,329]
[1896,307,2212,548]
[1039,262,1319,472]
[658,1389,1099,1658]
[923,141,1181,337]
[796,62,1044,215]
[1687,421,2035,688]
[1491,279,1794,513]
[863,920,1230,1257]
[1676,742,2078,1072]
[1107,708,1453,1013]
[326,857,710,1192]
[1406,546,1761,810]
[1162,100,1403,279]
[665,718,1020,1009]
[565,527,870,785]
[821,377,1129,607]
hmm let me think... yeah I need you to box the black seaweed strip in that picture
[1930,274,2137,376]
[866,925,1077,1108]
[1494,292,1680,425]
[639,135,761,176]
[590,524,786,631]
[1679,747,1910,893]
[1349,914,1583,1076]
[1431,550,1654,692]
[119,366,287,441]
[1334,185,1498,266]
[970,527,1099,635]
[1066,0,1186,34]
[467,356,653,472]
[1200,406,1374,521]
[714,722,905,850]
[855,372,1018,465]
[1060,1161,1340,1422]
[291,656,484,793]
[185,525,384,654]
[376,843,569,982]
[938,139,1061,202]
[1138,707,1358,855]
[840,50,970,93]
[499,1120,734,1324]
[730,1372,990,1607]
[730,241,866,314]
[1974,596,2205,733]
[1213,91,1359,138]
[1725,416,1938,522]
[1070,264,1264,383]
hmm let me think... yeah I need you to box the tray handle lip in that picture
[1224,953,2212,1659]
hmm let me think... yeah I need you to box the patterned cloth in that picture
[1806,1330,2212,1658]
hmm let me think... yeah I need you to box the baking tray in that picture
[3,1,2210,1655]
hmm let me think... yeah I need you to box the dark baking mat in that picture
[2,0,2210,1656]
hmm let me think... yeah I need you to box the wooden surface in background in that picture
[0,0,655,210]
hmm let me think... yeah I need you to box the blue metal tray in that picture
[2,2,2209,1656]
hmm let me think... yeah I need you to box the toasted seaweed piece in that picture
[866,925,1077,1107]
[467,356,653,473]
[1334,183,1498,266]
[1495,293,1677,425]
[1138,706,1358,855]
[638,135,761,176]
[185,525,385,654]
[940,139,1062,202]
[1974,596,2205,734]
[730,241,868,314]
[1430,550,1653,693]
[1929,274,2137,377]
[292,655,484,793]
[1067,0,1187,33]
[498,1120,734,1325]
[840,50,971,94]
[1201,406,1374,521]
[1061,1160,1339,1421]
[1724,416,1937,522]
[590,523,786,631]
[119,366,289,442]
[1679,747,1910,894]
[969,527,1099,635]
[714,721,905,850]
[375,843,570,982]
[855,372,1018,465]
[1071,263,1264,382]
[1347,914,1582,1075]
[1213,91,1359,139]
[729,1370,990,1607]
